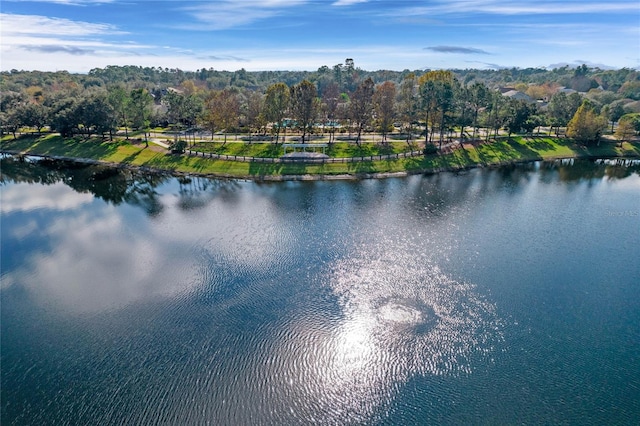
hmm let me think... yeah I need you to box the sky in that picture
[1,0,639,73]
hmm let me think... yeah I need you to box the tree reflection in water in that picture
[1,156,169,216]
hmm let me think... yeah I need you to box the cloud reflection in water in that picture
[1,182,201,313]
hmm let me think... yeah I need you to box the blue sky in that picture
[1,0,639,73]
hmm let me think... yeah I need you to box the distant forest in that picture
[1,61,639,144]
[3,61,639,96]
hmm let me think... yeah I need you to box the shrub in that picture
[170,139,187,153]
[423,144,438,155]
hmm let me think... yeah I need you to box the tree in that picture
[202,91,219,139]
[289,80,318,143]
[419,79,438,144]
[454,84,473,141]
[129,88,153,146]
[16,102,49,134]
[108,85,131,139]
[182,94,204,141]
[373,81,396,143]
[505,99,537,136]
[418,70,456,148]
[76,93,116,138]
[0,91,27,138]
[349,77,375,146]
[165,90,186,138]
[618,80,640,100]
[263,82,290,143]
[527,115,546,135]
[332,63,343,90]
[321,82,340,143]
[49,96,79,137]
[164,90,203,145]
[244,90,265,136]
[436,79,455,148]
[483,90,508,141]
[468,81,489,140]
[0,109,22,139]
[398,73,418,145]
[566,100,607,146]
[212,89,239,144]
[343,58,358,93]
[621,113,640,135]
[607,102,626,133]
[614,117,635,146]
[202,89,240,143]
[548,91,582,136]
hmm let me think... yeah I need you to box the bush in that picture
[170,139,187,153]
[423,144,438,155]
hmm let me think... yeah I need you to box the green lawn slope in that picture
[2,134,638,180]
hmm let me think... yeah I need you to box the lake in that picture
[1,157,639,425]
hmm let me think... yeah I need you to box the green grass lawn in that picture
[188,140,418,158]
[2,134,638,179]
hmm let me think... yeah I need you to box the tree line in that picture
[1,62,639,148]
[4,62,638,96]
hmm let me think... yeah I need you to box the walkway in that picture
[150,138,170,149]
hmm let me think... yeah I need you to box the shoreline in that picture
[2,148,638,182]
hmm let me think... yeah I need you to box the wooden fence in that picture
[185,149,424,164]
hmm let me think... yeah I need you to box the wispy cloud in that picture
[464,60,508,69]
[548,60,617,70]
[392,1,639,17]
[0,13,124,37]
[333,0,369,6]
[427,45,491,55]
[5,0,114,5]
[21,45,96,55]
[1,13,151,64]
[1,0,636,72]
[182,0,308,30]
[198,55,250,62]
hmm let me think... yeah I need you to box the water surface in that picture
[2,158,639,424]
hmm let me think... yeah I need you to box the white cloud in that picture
[392,0,639,16]
[1,13,123,37]
[0,13,155,70]
[182,0,308,30]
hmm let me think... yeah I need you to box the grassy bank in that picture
[190,140,417,158]
[2,134,638,179]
